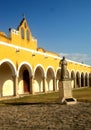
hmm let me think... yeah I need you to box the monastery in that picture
[0,18,91,97]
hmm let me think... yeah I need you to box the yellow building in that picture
[0,18,91,97]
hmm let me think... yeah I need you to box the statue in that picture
[60,56,69,80]
[58,56,77,105]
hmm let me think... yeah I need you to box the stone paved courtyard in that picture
[0,102,91,130]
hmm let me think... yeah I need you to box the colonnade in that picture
[0,59,91,97]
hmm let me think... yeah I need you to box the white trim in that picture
[45,66,55,77]
[18,61,33,77]
[0,41,61,60]
[11,29,19,35]
[0,41,90,67]
[34,64,45,77]
[55,67,61,76]
[0,59,16,75]
[76,71,81,76]
[67,59,91,67]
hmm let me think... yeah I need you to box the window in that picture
[21,27,24,39]
[24,22,27,28]
[26,30,30,40]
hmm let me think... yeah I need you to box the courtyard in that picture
[0,87,91,130]
[0,102,91,130]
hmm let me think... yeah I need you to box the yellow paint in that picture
[0,18,90,72]
[0,18,91,96]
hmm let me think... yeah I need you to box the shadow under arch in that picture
[71,70,76,88]
[18,62,33,94]
[76,71,80,88]
[46,66,55,92]
[33,64,45,93]
[0,59,16,97]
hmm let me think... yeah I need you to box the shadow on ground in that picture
[1,102,62,106]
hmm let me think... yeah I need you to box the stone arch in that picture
[18,62,33,77]
[46,66,55,92]
[81,72,84,87]
[71,70,75,79]
[33,65,45,93]
[34,64,45,76]
[71,70,75,88]
[67,69,70,78]
[18,62,32,94]
[76,71,81,88]
[0,59,16,97]
[0,59,16,75]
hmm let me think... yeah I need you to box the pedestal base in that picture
[61,97,77,105]
[58,80,77,105]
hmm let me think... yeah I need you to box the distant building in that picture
[0,18,91,97]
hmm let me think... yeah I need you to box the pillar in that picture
[43,77,47,93]
[83,78,85,87]
[30,76,35,95]
[53,77,56,91]
[74,78,76,88]
[79,78,81,87]
[13,75,19,96]
[87,78,89,87]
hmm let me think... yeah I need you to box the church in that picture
[0,18,91,97]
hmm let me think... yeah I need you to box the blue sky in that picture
[0,0,91,65]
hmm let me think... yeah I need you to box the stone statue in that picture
[58,56,77,104]
[60,56,69,80]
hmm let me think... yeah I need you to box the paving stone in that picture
[0,102,91,129]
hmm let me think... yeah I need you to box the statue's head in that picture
[63,56,65,60]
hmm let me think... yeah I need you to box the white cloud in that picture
[59,53,91,65]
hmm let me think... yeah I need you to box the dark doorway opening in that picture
[23,70,30,93]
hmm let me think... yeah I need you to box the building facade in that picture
[0,18,91,97]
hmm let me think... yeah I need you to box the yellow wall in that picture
[0,18,91,75]
[0,18,91,96]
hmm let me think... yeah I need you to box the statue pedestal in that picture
[58,80,77,105]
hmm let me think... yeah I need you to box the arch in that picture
[71,70,75,88]
[76,71,80,88]
[33,65,45,93]
[45,66,55,78]
[0,60,16,96]
[18,62,33,94]
[0,59,16,75]
[71,70,75,79]
[67,69,70,78]
[34,64,45,77]
[18,62,33,77]
[46,66,55,92]
[56,68,61,80]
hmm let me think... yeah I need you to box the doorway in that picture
[23,70,30,93]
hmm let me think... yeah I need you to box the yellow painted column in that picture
[53,77,56,91]
[87,78,89,87]
[13,75,19,96]
[83,78,85,87]
[43,76,47,93]
[74,78,77,88]
[30,76,35,95]
[79,78,81,87]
